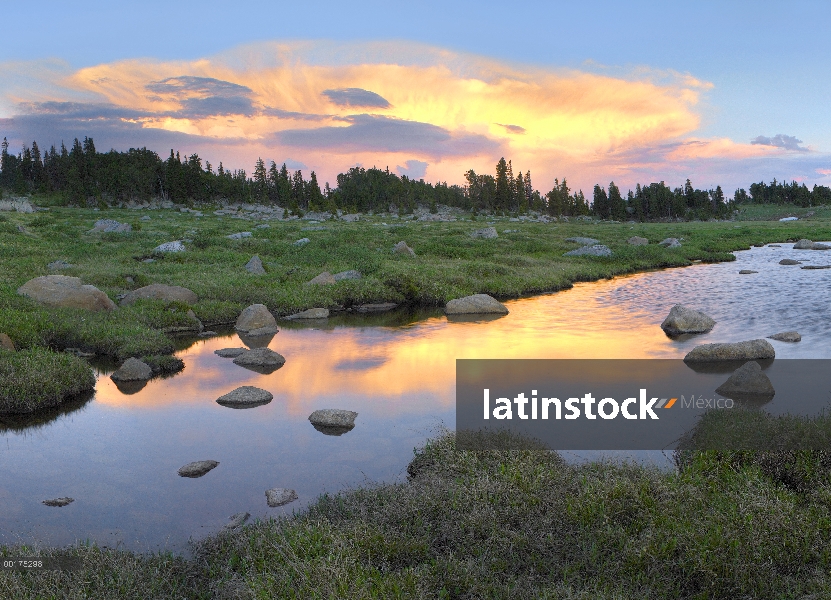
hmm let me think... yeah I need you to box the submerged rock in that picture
[564,245,612,257]
[178,460,219,478]
[660,305,716,335]
[768,331,801,342]
[18,275,117,312]
[111,358,153,382]
[738,270,758,274]
[216,386,273,408]
[235,304,278,335]
[445,294,508,315]
[802,265,831,270]
[715,361,775,397]
[356,303,398,313]
[285,308,329,320]
[42,497,74,507]
[779,259,802,265]
[214,347,248,358]
[120,284,198,306]
[684,339,775,362]
[223,512,250,531]
[265,488,298,507]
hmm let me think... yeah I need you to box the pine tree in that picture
[253,157,267,201]
[495,157,510,213]
[608,181,626,220]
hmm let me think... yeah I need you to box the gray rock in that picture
[309,408,358,434]
[333,270,362,281]
[232,348,286,372]
[779,217,798,222]
[142,258,155,263]
[471,227,498,239]
[293,238,310,246]
[42,497,74,507]
[811,242,831,250]
[245,255,266,275]
[565,237,599,246]
[223,512,250,531]
[227,232,252,240]
[658,238,682,248]
[779,259,802,265]
[140,216,151,221]
[660,304,716,335]
[356,303,398,313]
[768,331,801,342]
[18,275,117,312]
[216,386,274,408]
[153,241,186,253]
[802,265,831,270]
[307,272,335,285]
[340,214,360,222]
[47,260,73,270]
[446,294,508,315]
[120,284,198,306]
[198,331,217,337]
[90,219,131,233]
[266,488,298,507]
[0,333,15,351]
[793,239,814,249]
[285,308,329,320]
[111,358,153,382]
[715,361,775,397]
[255,224,270,229]
[393,241,416,256]
[769,244,781,247]
[684,339,775,362]
[564,244,612,257]
[627,236,649,245]
[738,270,758,274]
[235,304,278,334]
[214,348,248,358]
[178,460,219,478]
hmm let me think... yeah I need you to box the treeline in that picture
[3,135,831,219]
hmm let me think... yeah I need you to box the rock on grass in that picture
[0,348,95,414]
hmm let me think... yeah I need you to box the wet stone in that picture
[266,488,298,507]
[43,497,74,507]
[178,460,219,478]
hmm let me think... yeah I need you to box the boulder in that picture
[89,219,131,233]
[111,358,153,382]
[811,242,831,250]
[18,275,117,312]
[216,386,273,408]
[245,255,266,275]
[47,260,73,271]
[779,259,801,265]
[393,241,416,256]
[285,308,329,320]
[564,245,612,257]
[153,241,186,253]
[232,348,286,373]
[235,304,278,334]
[307,272,335,285]
[446,294,508,315]
[660,304,716,335]
[684,339,775,362]
[715,361,775,397]
[293,238,310,246]
[333,270,362,281]
[738,270,758,274]
[768,331,801,343]
[309,409,358,435]
[214,348,248,358]
[178,460,219,478]
[0,333,15,351]
[266,488,298,507]
[793,239,814,249]
[356,303,398,313]
[227,232,252,240]
[565,237,599,246]
[471,227,498,239]
[658,238,682,248]
[42,497,74,507]
[627,236,649,245]
[120,284,198,306]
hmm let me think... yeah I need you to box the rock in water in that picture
[333,270,362,281]
[715,361,775,397]
[214,348,248,358]
[285,308,329,320]
[216,386,273,408]
[356,303,398,313]
[470,227,498,239]
[223,512,250,531]
[684,339,775,362]
[89,219,131,233]
[309,409,358,435]
[768,331,801,342]
[802,265,831,270]
[660,304,716,335]
[564,245,612,257]
[307,272,335,285]
[232,348,286,373]
[42,497,74,507]
[111,358,153,382]
[245,255,265,275]
[627,236,649,245]
[153,241,186,253]
[393,241,416,256]
[18,275,117,312]
[658,238,682,248]
[793,239,814,249]
[779,259,801,265]
[0,333,15,351]
[266,488,298,507]
[738,270,758,274]
[120,284,198,306]
[235,304,278,335]
[565,237,599,246]
[178,460,219,478]
[445,294,509,315]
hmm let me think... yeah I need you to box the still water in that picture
[1,243,829,553]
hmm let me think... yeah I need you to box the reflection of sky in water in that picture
[1,244,830,553]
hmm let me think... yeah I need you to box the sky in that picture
[1,0,829,197]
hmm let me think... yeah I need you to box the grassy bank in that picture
[0,348,95,413]
[4,430,831,598]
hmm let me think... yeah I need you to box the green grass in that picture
[0,348,95,413]
[5,430,831,598]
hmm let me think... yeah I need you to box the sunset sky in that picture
[2,1,829,197]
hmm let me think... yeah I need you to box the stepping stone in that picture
[215,348,248,358]
[768,331,801,343]
[178,460,219,478]
[266,488,298,507]
[216,386,273,408]
[43,497,74,507]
